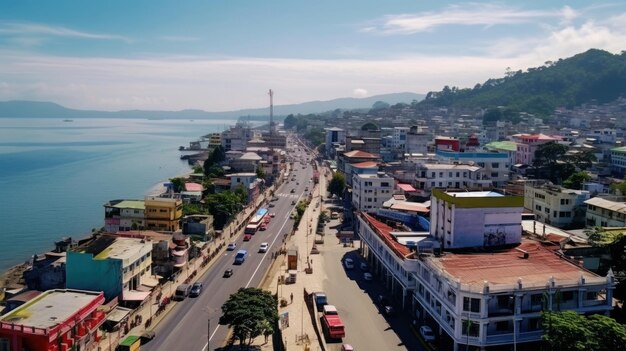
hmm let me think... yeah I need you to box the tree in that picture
[169,177,185,192]
[328,173,346,198]
[563,171,591,189]
[283,114,297,129]
[542,311,626,351]
[256,166,266,180]
[219,288,278,349]
[533,142,569,182]
[370,101,390,111]
[203,145,226,175]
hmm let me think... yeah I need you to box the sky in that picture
[0,1,625,112]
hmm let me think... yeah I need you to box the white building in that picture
[435,150,510,186]
[405,125,431,155]
[104,199,145,232]
[415,164,492,194]
[523,181,590,228]
[392,127,410,150]
[325,127,346,159]
[429,189,523,249]
[352,172,394,213]
[357,191,614,351]
[584,196,626,227]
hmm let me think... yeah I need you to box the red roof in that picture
[397,183,416,192]
[343,150,378,159]
[519,133,561,141]
[351,161,378,168]
[185,182,204,192]
[436,240,597,288]
[361,213,411,259]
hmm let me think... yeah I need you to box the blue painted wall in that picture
[66,251,123,301]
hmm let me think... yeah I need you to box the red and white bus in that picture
[245,208,268,234]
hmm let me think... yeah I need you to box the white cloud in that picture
[0,21,131,43]
[353,88,368,98]
[365,3,578,34]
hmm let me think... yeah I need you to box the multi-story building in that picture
[337,150,380,185]
[430,189,523,249]
[66,235,153,301]
[103,199,145,233]
[436,150,510,186]
[221,122,252,151]
[484,141,517,170]
[610,146,626,176]
[584,196,626,227]
[392,127,410,150]
[352,172,394,213]
[144,196,183,232]
[345,136,382,156]
[513,133,561,165]
[435,136,460,151]
[357,189,614,351]
[524,181,590,228]
[0,289,106,351]
[404,125,431,155]
[325,127,346,158]
[415,164,492,194]
[226,172,262,203]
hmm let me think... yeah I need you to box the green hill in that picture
[418,49,626,115]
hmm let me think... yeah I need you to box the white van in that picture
[323,304,338,315]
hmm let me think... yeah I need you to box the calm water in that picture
[0,118,237,271]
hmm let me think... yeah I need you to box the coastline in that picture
[0,159,198,291]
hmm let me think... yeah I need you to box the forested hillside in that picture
[418,49,626,115]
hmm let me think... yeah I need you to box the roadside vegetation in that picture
[219,288,278,349]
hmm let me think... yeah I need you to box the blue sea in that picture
[0,117,238,272]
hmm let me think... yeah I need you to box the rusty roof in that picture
[361,213,411,259]
[433,240,600,289]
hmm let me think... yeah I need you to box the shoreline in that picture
[0,155,200,291]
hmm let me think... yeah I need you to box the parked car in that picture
[312,292,327,309]
[419,325,435,342]
[363,272,373,281]
[344,258,354,269]
[223,269,234,278]
[269,212,276,217]
[341,344,354,351]
[189,282,203,297]
[290,189,295,193]
[227,242,236,251]
[259,242,269,253]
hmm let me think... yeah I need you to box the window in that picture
[531,294,543,305]
[492,162,500,168]
[561,199,570,205]
[461,320,479,337]
[0,338,10,351]
[463,297,480,313]
[495,321,509,331]
[528,317,541,331]
[497,295,513,309]
[586,291,598,300]
[562,291,574,301]
[535,204,542,211]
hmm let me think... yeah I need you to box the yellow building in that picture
[144,196,183,232]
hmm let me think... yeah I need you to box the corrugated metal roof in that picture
[584,197,626,214]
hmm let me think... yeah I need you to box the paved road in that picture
[144,142,313,351]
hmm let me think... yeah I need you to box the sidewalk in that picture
[96,184,275,351]
[253,162,332,351]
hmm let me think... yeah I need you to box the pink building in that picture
[513,133,561,165]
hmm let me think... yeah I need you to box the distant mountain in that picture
[418,49,626,115]
[0,92,424,120]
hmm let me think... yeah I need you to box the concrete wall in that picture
[66,251,122,301]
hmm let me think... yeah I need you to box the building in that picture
[610,146,626,176]
[345,136,382,156]
[405,126,431,155]
[352,172,394,213]
[221,123,252,151]
[436,150,510,186]
[513,133,561,165]
[435,136,460,152]
[415,164,492,194]
[430,189,523,249]
[524,181,590,228]
[228,151,262,173]
[584,197,626,227]
[226,173,262,203]
[144,196,183,232]
[337,150,380,185]
[392,127,410,150]
[66,235,153,302]
[0,289,106,351]
[484,141,517,170]
[325,127,346,158]
[357,192,613,351]
[103,199,145,233]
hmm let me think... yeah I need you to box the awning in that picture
[397,183,417,192]
[106,306,132,323]
[141,275,160,288]
[122,290,150,301]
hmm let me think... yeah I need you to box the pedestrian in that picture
[290,293,293,304]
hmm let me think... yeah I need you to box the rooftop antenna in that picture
[268,89,274,137]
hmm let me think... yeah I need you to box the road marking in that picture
[201,185,305,351]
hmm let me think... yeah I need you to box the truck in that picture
[234,249,248,264]
[322,313,345,339]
